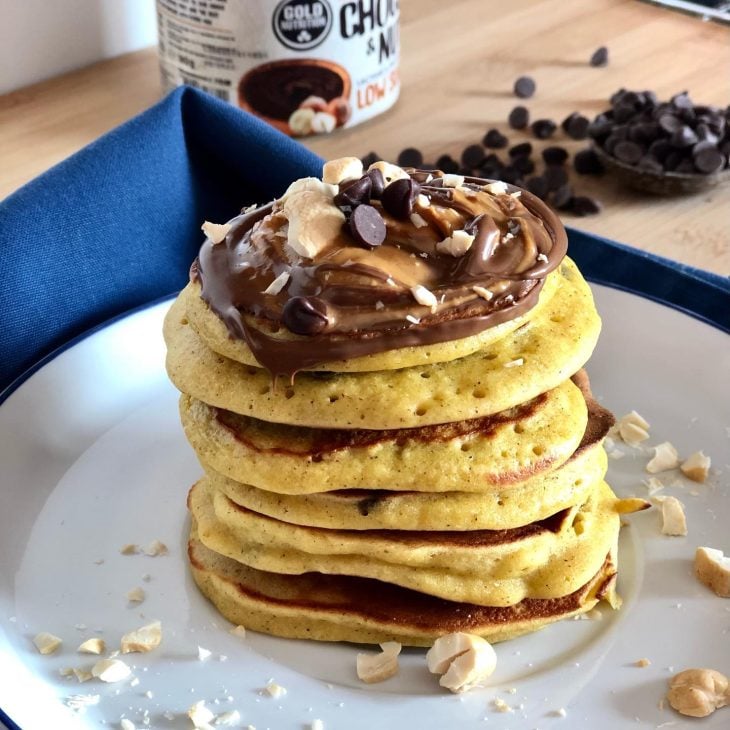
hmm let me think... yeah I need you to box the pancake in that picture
[179,376,588,494]
[181,261,562,372]
[164,258,601,429]
[189,478,622,607]
[188,529,618,646]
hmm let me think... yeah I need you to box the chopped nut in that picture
[322,157,363,185]
[503,358,524,368]
[426,632,497,693]
[265,682,287,698]
[263,271,290,296]
[201,221,231,245]
[483,181,508,195]
[229,625,247,639]
[472,285,494,301]
[33,632,62,655]
[661,496,687,536]
[436,230,475,257]
[493,698,512,712]
[405,314,421,325]
[694,547,730,598]
[121,620,162,654]
[356,641,401,684]
[284,190,345,259]
[188,700,216,729]
[311,111,337,134]
[411,285,438,310]
[91,658,132,683]
[367,161,408,184]
[288,108,315,136]
[644,476,665,495]
[215,710,241,727]
[198,646,212,661]
[667,668,729,718]
[636,658,652,667]
[442,174,465,188]
[553,708,567,718]
[310,721,324,730]
[615,497,651,514]
[143,540,168,557]
[65,694,100,711]
[410,212,428,228]
[646,442,680,473]
[73,667,93,683]
[120,719,136,730]
[120,544,139,555]
[681,451,711,483]
[78,638,106,655]
[416,193,430,207]
[126,587,145,603]
[617,411,650,445]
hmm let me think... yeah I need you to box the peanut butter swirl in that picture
[193,161,568,378]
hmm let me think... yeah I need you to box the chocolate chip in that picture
[397,147,424,168]
[461,144,486,168]
[637,155,664,174]
[508,106,530,130]
[551,183,573,209]
[435,154,460,174]
[573,148,605,175]
[542,146,569,166]
[658,113,682,134]
[512,155,535,174]
[543,165,568,191]
[588,114,613,141]
[348,204,387,248]
[380,178,420,220]
[563,112,590,140]
[569,196,602,216]
[670,125,699,148]
[366,168,385,199]
[360,151,379,168]
[282,296,329,335]
[531,119,557,139]
[334,175,372,208]
[509,142,533,158]
[483,129,509,149]
[525,176,549,199]
[513,76,536,99]
[692,142,724,174]
[670,91,693,111]
[590,46,609,67]
[613,140,644,165]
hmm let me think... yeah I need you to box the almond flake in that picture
[33,632,62,655]
[646,442,680,473]
[78,638,106,655]
[121,621,162,654]
[472,286,494,301]
[91,658,131,683]
[263,271,290,296]
[680,451,711,483]
[483,181,508,195]
[411,285,438,310]
[201,221,231,245]
[126,587,145,603]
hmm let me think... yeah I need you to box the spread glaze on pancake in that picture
[164,258,600,429]
[179,377,588,494]
[188,530,618,646]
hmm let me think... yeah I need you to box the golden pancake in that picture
[188,529,618,646]
[164,258,600,429]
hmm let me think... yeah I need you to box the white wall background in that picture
[0,0,158,94]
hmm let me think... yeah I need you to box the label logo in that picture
[272,0,333,51]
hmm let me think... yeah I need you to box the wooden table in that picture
[1,0,728,274]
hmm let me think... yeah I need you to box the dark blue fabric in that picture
[0,87,728,394]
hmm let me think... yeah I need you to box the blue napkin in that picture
[1,87,728,394]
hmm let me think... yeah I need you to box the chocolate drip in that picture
[194,172,568,378]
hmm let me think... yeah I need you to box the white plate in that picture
[0,286,728,730]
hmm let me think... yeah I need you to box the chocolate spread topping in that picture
[194,169,568,378]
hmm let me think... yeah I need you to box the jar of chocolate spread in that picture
[157,0,400,136]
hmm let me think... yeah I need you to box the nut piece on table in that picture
[77,637,106,655]
[356,641,402,684]
[121,620,162,654]
[617,411,650,445]
[33,632,62,655]
[646,442,680,473]
[694,547,730,598]
[660,496,687,536]
[681,451,711,483]
[426,632,497,693]
[667,668,729,718]
[322,157,363,186]
[91,657,132,683]
[188,699,216,729]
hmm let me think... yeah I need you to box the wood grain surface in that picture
[1,0,728,274]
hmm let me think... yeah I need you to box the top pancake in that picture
[182,263,561,373]
[164,258,600,429]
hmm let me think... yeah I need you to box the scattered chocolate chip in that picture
[508,106,530,129]
[513,76,536,99]
[435,154,460,174]
[397,147,424,168]
[512,155,535,175]
[563,112,590,140]
[692,142,724,174]
[380,178,420,219]
[551,183,574,209]
[360,151,379,168]
[531,119,557,139]
[483,129,509,149]
[509,142,533,158]
[589,46,609,67]
[282,296,329,335]
[525,176,549,199]
[334,175,372,208]
[613,140,644,165]
[573,148,605,175]
[542,146,569,166]
[587,114,613,141]
[348,204,387,248]
[543,165,569,191]
[569,196,602,216]
[366,168,385,198]
[461,144,486,168]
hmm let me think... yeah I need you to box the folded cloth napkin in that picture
[0,87,728,394]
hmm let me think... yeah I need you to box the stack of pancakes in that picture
[164,161,638,646]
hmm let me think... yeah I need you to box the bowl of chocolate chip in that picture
[589,89,730,195]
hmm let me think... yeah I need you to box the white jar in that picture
[157,0,400,136]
